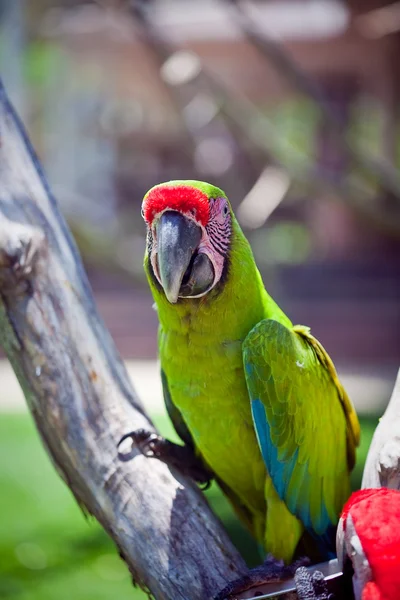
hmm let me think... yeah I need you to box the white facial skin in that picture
[337,513,372,600]
[148,196,232,299]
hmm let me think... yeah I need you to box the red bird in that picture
[336,488,400,600]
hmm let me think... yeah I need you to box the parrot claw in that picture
[117,428,213,487]
[214,556,311,600]
[119,429,163,458]
[294,566,335,600]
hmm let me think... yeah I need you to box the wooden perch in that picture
[362,369,400,490]
[0,80,247,600]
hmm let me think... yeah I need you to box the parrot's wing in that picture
[161,368,194,448]
[243,319,360,536]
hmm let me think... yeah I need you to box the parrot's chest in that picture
[160,327,266,508]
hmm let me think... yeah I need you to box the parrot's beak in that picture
[156,211,203,303]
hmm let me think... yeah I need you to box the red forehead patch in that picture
[143,185,209,227]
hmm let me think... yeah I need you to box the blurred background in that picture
[0,0,399,598]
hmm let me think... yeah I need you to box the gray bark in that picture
[0,80,247,600]
[362,368,400,489]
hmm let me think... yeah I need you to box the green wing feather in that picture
[243,319,360,536]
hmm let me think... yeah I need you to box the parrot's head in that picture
[142,180,232,303]
[336,488,400,600]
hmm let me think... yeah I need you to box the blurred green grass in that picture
[0,412,378,599]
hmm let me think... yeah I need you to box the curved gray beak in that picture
[156,211,202,303]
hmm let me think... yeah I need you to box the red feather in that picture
[363,582,383,600]
[143,184,209,227]
[341,489,379,525]
[343,488,400,600]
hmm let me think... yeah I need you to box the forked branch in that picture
[0,80,246,600]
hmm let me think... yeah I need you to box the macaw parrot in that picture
[125,180,360,596]
[336,488,400,600]
[276,487,400,600]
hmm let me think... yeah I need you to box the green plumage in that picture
[144,180,360,563]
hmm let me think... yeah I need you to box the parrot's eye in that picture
[141,206,145,218]
[223,204,229,217]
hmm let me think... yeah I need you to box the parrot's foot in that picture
[118,429,213,488]
[294,567,335,600]
[214,555,311,600]
[0,225,44,296]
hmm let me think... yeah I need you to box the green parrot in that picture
[134,179,360,593]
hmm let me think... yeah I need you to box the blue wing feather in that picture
[244,318,357,551]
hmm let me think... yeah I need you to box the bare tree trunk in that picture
[0,80,247,600]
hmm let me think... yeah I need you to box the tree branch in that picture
[0,80,247,600]
[362,369,400,490]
